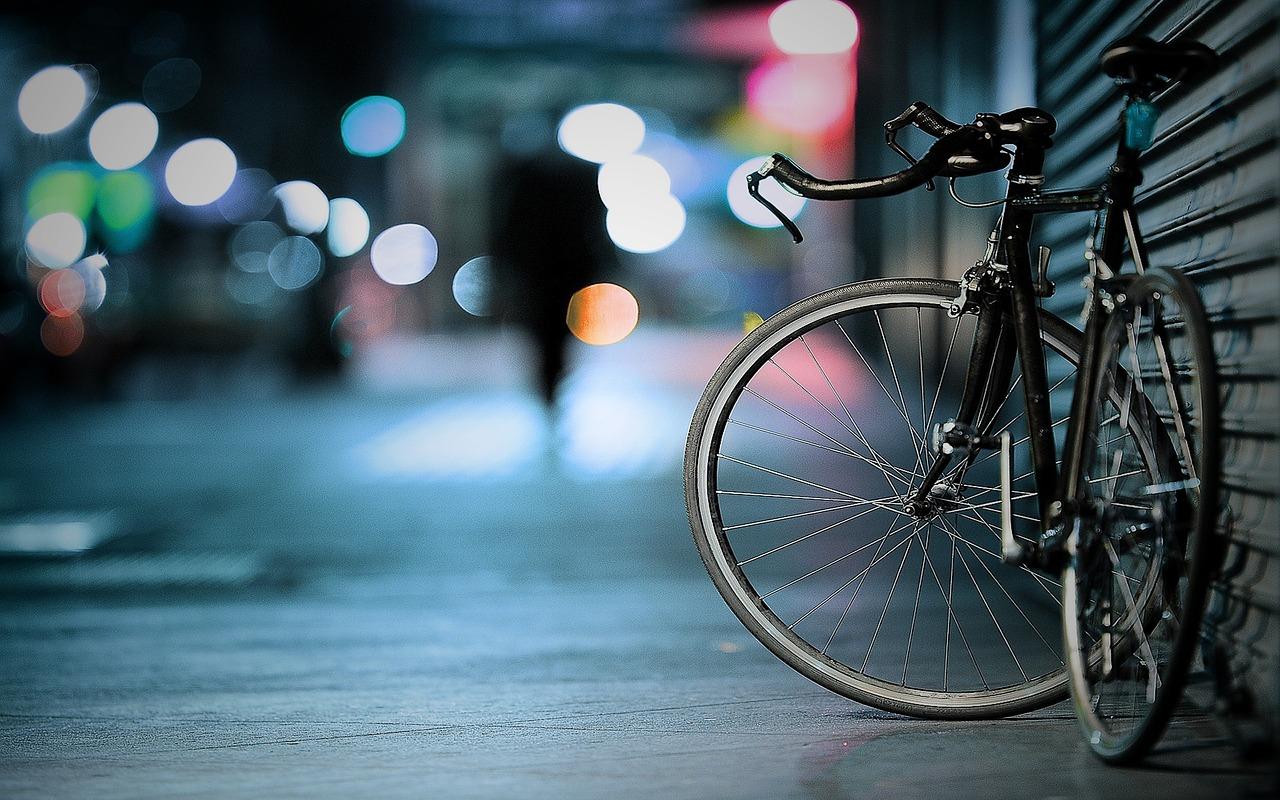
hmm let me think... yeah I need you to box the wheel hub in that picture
[904,479,963,520]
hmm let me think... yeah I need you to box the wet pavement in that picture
[0,333,1269,798]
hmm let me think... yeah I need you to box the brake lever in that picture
[747,172,804,244]
[884,108,936,192]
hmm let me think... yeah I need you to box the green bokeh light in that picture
[96,170,155,252]
[27,163,98,221]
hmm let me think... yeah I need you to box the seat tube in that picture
[1059,119,1142,506]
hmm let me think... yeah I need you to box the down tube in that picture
[1004,218,1058,526]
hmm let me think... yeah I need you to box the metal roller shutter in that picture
[1036,0,1280,745]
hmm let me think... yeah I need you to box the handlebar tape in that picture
[912,103,962,138]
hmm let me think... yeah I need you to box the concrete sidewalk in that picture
[0,341,1269,797]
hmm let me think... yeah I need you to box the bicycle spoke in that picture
[723,499,891,532]
[728,416,912,484]
[761,519,915,600]
[925,317,965,439]
[743,386,916,487]
[873,309,928,470]
[717,454,898,510]
[821,514,905,653]
[797,335,908,496]
[834,318,927,456]
[957,535,1062,663]
[718,490,865,503]
[862,529,919,670]
[902,525,931,685]
[955,542,1028,681]
[916,523,987,690]
[950,512,1062,599]
[737,505,885,566]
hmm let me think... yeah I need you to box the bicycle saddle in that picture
[1101,35,1218,82]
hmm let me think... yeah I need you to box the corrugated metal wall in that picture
[1036,0,1280,742]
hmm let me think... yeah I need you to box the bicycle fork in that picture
[906,218,1061,568]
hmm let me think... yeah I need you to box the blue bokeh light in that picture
[340,96,406,158]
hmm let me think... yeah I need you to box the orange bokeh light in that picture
[40,313,85,357]
[38,268,86,318]
[566,283,640,346]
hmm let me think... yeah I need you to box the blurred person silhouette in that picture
[489,110,616,406]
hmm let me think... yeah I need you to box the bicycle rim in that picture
[1063,267,1221,762]
[687,279,1109,718]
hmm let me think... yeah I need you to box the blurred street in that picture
[0,334,1263,799]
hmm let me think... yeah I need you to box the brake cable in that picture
[947,177,1009,209]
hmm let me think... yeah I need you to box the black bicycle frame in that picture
[916,94,1147,546]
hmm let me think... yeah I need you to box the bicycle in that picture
[684,35,1222,763]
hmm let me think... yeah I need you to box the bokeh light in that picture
[743,310,765,333]
[40,314,85,357]
[768,0,860,54]
[39,268,86,318]
[73,254,109,312]
[566,283,640,345]
[27,164,97,220]
[336,267,398,348]
[596,155,672,209]
[452,256,493,317]
[18,66,89,134]
[25,212,87,268]
[165,138,237,205]
[327,197,370,257]
[89,103,159,170]
[371,223,438,285]
[217,168,276,224]
[639,133,704,200]
[746,56,854,137]
[340,96,406,157]
[605,194,686,254]
[274,180,330,234]
[678,268,738,320]
[230,221,284,273]
[557,103,645,164]
[267,236,323,291]
[727,157,807,228]
[143,57,201,112]
[96,170,155,251]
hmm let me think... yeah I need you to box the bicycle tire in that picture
[1062,266,1221,762]
[686,278,1103,719]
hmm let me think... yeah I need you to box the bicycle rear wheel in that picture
[687,279,1086,718]
[1063,267,1221,762]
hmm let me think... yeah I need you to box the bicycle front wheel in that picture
[686,278,1079,718]
[1063,267,1221,762]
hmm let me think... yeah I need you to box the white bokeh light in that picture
[165,138,237,206]
[25,212,87,268]
[18,66,89,134]
[727,157,807,228]
[768,0,860,54]
[89,103,159,170]
[371,224,438,285]
[557,103,645,164]
[605,194,686,254]
[326,197,370,257]
[597,155,672,209]
[275,180,330,235]
[452,256,493,317]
